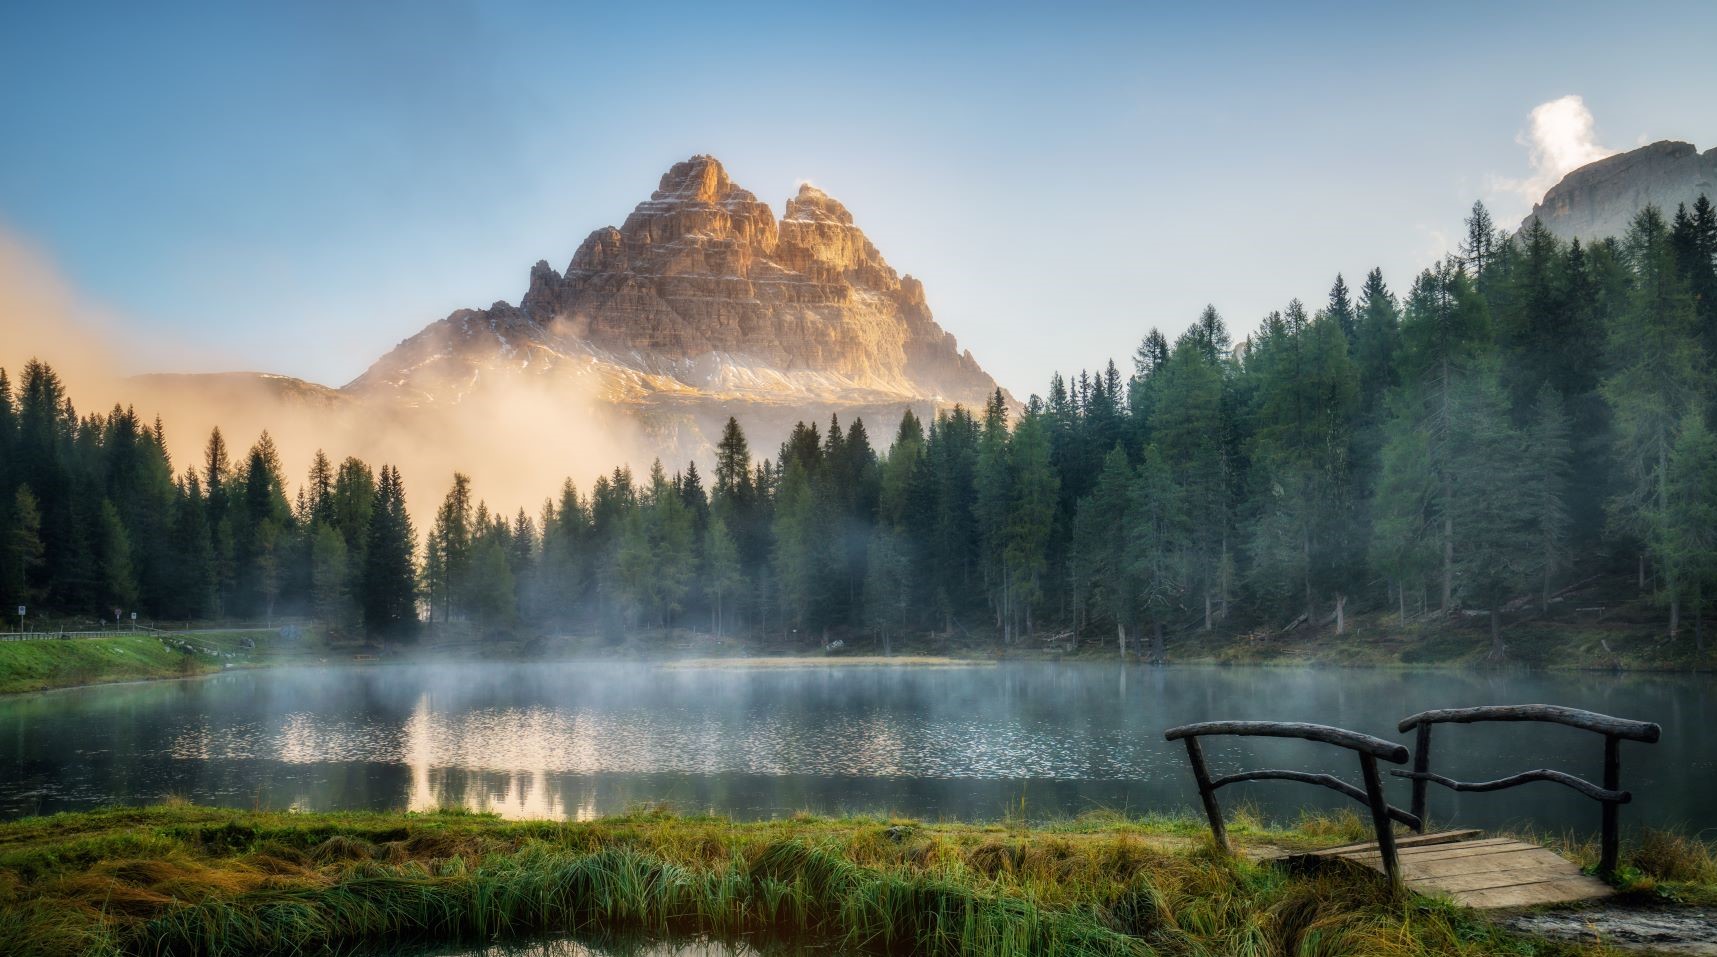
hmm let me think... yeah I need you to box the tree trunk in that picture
[1440,358,1454,616]
[1220,536,1231,621]
[1204,591,1212,632]
[1441,504,1454,615]
[1398,581,1407,627]
[1334,594,1347,635]
[1639,553,1647,591]
[1151,620,1165,664]
[1117,620,1127,660]
[1303,527,1316,624]
[1669,593,1680,638]
[1542,545,1553,614]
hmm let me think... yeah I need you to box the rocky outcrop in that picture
[346,155,1004,423]
[1521,140,1717,242]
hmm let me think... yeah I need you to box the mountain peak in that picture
[784,182,855,226]
[350,155,1008,458]
[1522,139,1717,242]
[653,154,742,204]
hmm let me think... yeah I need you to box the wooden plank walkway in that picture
[1282,830,1614,909]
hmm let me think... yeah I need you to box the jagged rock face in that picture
[1522,140,1717,243]
[347,155,1002,420]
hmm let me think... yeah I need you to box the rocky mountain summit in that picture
[346,156,1002,425]
[1521,140,1717,242]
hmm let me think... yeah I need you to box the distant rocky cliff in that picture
[1521,140,1717,242]
[328,155,1006,460]
[140,156,1008,466]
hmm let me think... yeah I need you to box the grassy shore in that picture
[0,630,324,695]
[3,805,1713,957]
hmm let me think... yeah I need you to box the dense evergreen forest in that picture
[3,200,1715,656]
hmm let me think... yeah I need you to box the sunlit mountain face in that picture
[132,155,1009,476]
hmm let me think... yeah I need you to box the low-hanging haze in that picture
[3,1,1714,397]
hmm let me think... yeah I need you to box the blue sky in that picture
[3,1,1715,395]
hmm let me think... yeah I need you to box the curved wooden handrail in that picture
[1213,769,1423,829]
[1164,719,1415,885]
[1165,720,1409,762]
[1397,703,1662,878]
[1397,704,1660,742]
[1391,768,1629,804]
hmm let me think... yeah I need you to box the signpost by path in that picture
[16,605,23,635]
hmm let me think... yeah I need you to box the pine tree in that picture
[703,513,743,637]
[310,522,351,634]
[1325,274,1357,342]
[1152,332,1229,629]
[1070,446,1136,657]
[1603,207,1704,602]
[863,529,911,654]
[1128,445,1182,662]
[465,537,516,629]
[1369,396,1438,623]
[1461,200,1498,277]
[1354,268,1400,411]
[168,472,215,619]
[1395,261,1492,613]
[361,465,418,640]
[94,499,138,617]
[1246,305,1360,625]
[427,473,474,621]
[1,486,44,616]
[1524,385,1573,611]
[973,391,1014,638]
[1448,363,1533,658]
[1661,411,1717,650]
[1003,408,1058,638]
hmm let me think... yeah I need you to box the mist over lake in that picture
[4,662,1706,835]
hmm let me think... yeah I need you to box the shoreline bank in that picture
[4,805,1711,957]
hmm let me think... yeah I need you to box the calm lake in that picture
[2,662,1711,834]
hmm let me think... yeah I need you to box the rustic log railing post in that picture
[1601,733,1621,876]
[1394,705,1659,880]
[1409,723,1433,830]
[1164,720,1417,887]
[1358,752,1402,885]
[1182,736,1227,852]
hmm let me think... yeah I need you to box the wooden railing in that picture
[1394,704,1661,876]
[1164,721,1420,884]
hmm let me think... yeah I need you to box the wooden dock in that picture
[1291,830,1614,909]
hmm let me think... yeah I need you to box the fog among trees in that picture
[3,199,1715,654]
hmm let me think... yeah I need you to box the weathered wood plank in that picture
[1399,849,1569,879]
[1321,833,1613,909]
[1392,837,1520,853]
[1419,865,1598,894]
[1451,876,1614,909]
[1342,838,1522,862]
[1307,828,1481,857]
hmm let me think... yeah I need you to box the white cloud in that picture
[1489,94,1618,208]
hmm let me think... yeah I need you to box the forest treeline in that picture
[2,199,1715,654]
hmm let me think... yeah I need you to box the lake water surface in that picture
[2,662,1710,835]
